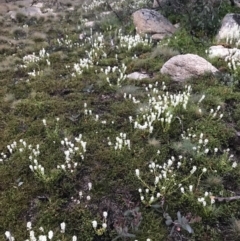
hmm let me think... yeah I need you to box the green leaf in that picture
[177,211,182,224]
[185,224,194,234]
[181,216,188,226]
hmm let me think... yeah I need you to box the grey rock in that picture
[7,6,56,20]
[216,13,240,43]
[160,54,219,81]
[84,21,96,28]
[132,9,176,37]
[208,45,240,61]
[127,72,150,80]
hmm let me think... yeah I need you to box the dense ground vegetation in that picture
[2,0,240,240]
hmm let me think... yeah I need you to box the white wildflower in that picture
[135,169,140,177]
[60,222,66,233]
[72,236,77,241]
[102,223,107,229]
[92,220,97,229]
[48,230,53,240]
[232,161,237,168]
[180,187,185,193]
[27,221,32,230]
[88,182,92,191]
[103,211,108,218]
[42,119,47,126]
[190,166,197,174]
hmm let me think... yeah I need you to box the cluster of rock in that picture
[129,7,240,81]
[1,0,71,20]
[1,0,240,82]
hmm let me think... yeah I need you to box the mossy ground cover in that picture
[2,0,240,240]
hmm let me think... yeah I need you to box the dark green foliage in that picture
[163,28,209,55]
[159,0,240,39]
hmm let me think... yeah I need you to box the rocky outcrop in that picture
[208,45,240,62]
[127,72,150,80]
[132,9,176,38]
[216,13,240,44]
[207,45,240,71]
[160,54,219,81]
[6,5,56,20]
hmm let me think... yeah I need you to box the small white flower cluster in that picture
[123,93,140,104]
[135,156,183,205]
[60,222,66,233]
[182,130,237,169]
[0,151,7,163]
[0,139,27,163]
[181,129,224,156]
[207,35,240,73]
[72,30,106,77]
[92,211,108,234]
[58,134,87,172]
[133,83,191,133]
[108,132,131,150]
[84,102,93,116]
[209,48,240,73]
[20,48,50,77]
[39,48,49,59]
[57,35,80,49]
[135,157,219,211]
[72,58,93,76]
[28,69,43,77]
[118,29,152,50]
[71,182,92,204]
[26,224,54,240]
[22,48,50,66]
[86,31,106,54]
[28,144,45,178]
[22,53,41,65]
[181,130,211,154]
[223,148,237,168]
[135,150,209,206]
[198,191,215,207]
[29,159,45,177]
[225,23,240,46]
[0,139,42,175]
[224,48,240,72]
[101,63,127,86]
[138,187,161,206]
[82,0,106,12]
[23,222,78,241]
[6,141,17,154]
[208,105,223,120]
[5,231,14,241]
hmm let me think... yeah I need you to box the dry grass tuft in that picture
[31,32,47,42]
[151,45,180,60]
